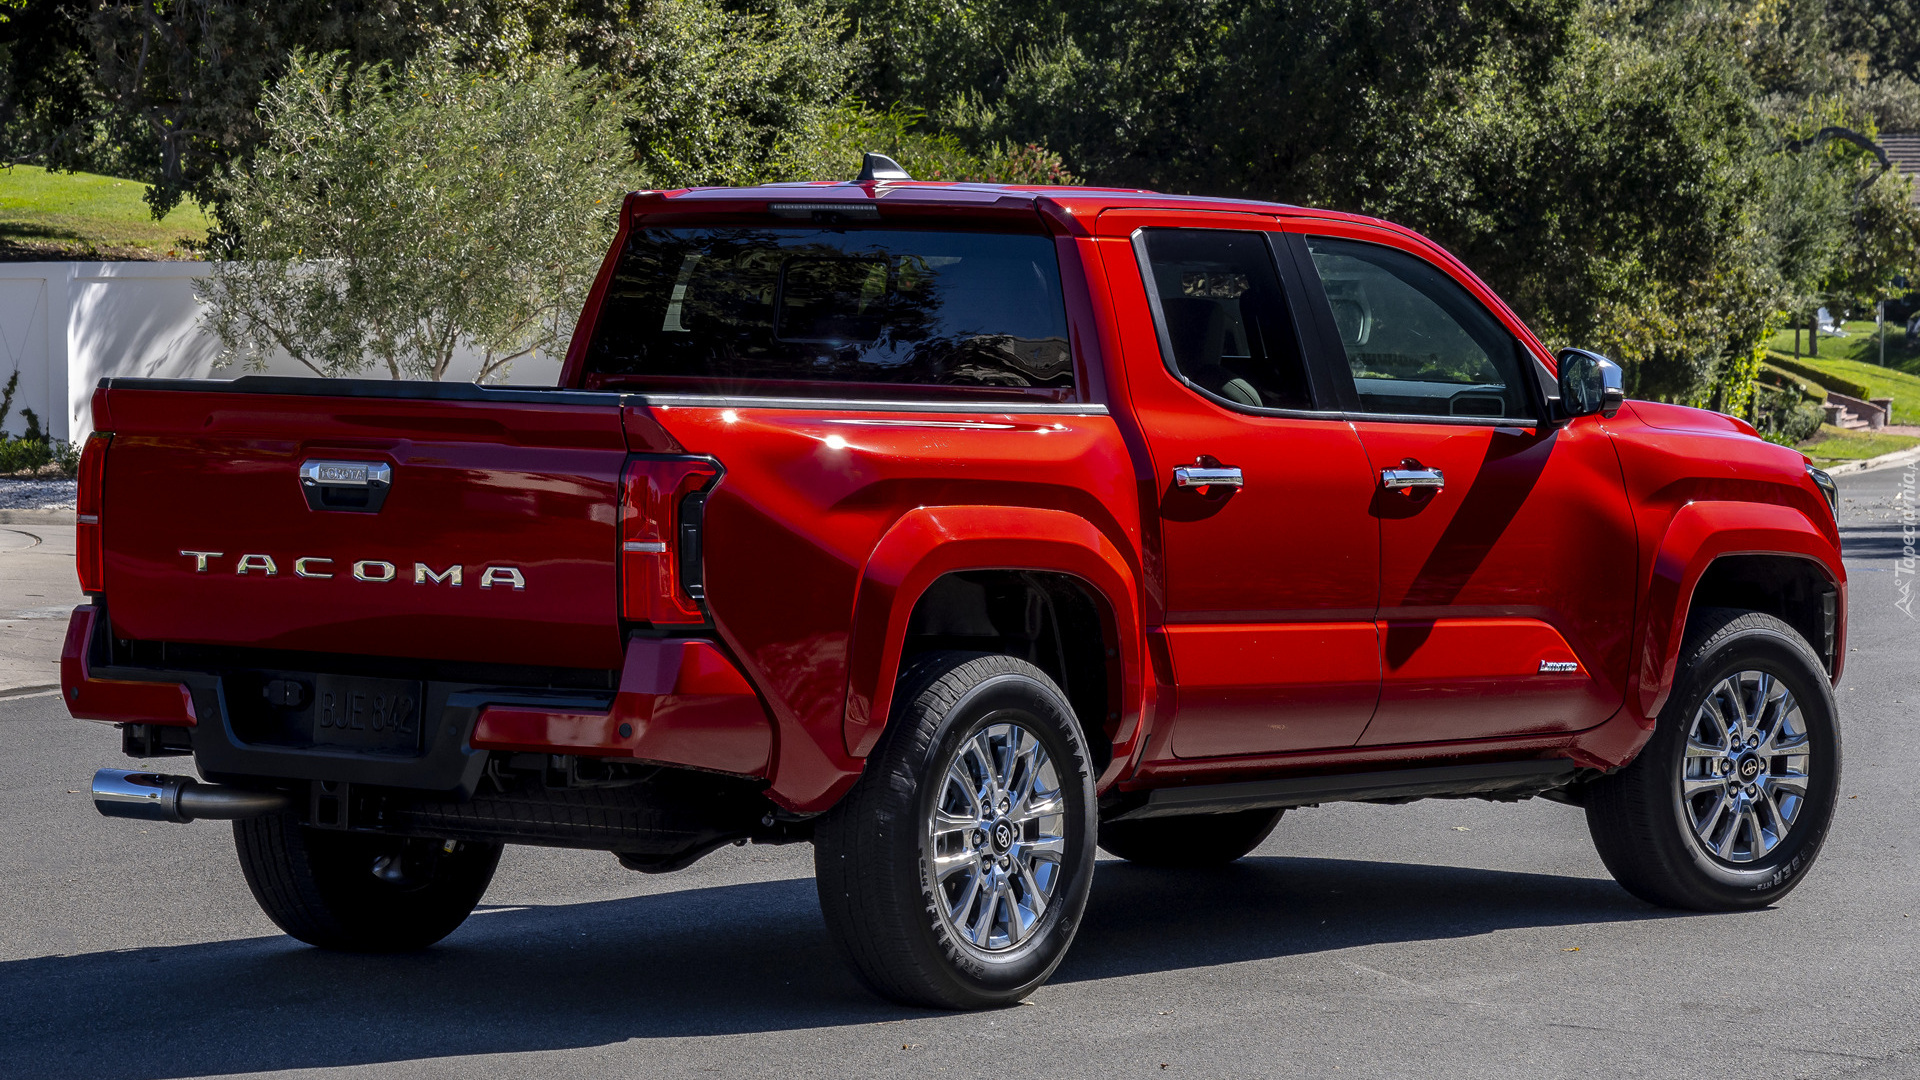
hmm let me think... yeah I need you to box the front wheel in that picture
[814,653,1098,1009]
[1585,610,1840,911]
[234,812,502,951]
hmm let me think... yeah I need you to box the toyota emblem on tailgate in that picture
[301,460,389,486]
[299,459,394,513]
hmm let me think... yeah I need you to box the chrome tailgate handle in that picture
[299,459,393,513]
[1380,467,1444,491]
[1174,464,1243,489]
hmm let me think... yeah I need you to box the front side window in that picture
[1138,228,1314,411]
[583,227,1074,396]
[1305,236,1534,420]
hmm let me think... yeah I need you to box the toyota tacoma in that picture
[67,155,1845,1008]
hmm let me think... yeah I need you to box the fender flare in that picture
[841,505,1143,765]
[1636,500,1844,720]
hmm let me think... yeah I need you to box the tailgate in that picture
[95,381,629,670]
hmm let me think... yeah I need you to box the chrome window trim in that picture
[1320,410,1542,429]
[99,377,1108,416]
[629,394,1110,415]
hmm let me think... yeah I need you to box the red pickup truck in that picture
[67,159,1845,1009]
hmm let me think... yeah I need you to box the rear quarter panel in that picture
[641,403,1140,811]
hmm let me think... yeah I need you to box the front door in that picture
[1288,227,1638,745]
[1100,213,1381,757]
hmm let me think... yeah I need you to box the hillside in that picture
[0,165,209,260]
[1765,349,1920,427]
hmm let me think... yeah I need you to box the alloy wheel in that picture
[1680,669,1816,864]
[926,720,1068,953]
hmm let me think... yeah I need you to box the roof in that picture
[632,180,1411,241]
[652,180,1310,217]
[1879,134,1920,207]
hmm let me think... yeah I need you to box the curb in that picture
[1825,445,1920,477]
[0,684,61,699]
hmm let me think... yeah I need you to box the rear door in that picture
[1283,225,1638,744]
[99,382,630,671]
[1099,210,1381,757]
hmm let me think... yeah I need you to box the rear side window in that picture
[1304,236,1534,420]
[583,228,1074,396]
[1137,228,1313,411]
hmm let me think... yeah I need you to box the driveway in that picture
[0,467,1913,1079]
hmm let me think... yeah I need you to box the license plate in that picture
[312,675,424,752]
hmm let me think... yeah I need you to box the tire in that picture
[1099,808,1284,867]
[1586,609,1840,911]
[814,652,1099,1009]
[234,811,503,951]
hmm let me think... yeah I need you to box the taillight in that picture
[75,432,111,594]
[618,457,719,625]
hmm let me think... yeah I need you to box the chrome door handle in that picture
[1380,467,1444,491]
[1174,464,1243,489]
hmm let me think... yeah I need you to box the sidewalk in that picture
[0,522,82,693]
[1827,442,1920,476]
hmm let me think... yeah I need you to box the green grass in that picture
[0,164,208,259]
[1797,423,1920,465]
[1780,355,1920,426]
[1760,332,1920,426]
[1762,358,1834,400]
[1764,319,1917,370]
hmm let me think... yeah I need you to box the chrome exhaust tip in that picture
[92,769,293,823]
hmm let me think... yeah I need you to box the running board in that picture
[1107,759,1578,821]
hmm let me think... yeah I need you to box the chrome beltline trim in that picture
[632,394,1110,415]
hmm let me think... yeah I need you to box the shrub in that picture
[201,45,637,381]
[0,370,76,476]
[1753,382,1826,446]
[1767,353,1872,398]
[776,104,1077,184]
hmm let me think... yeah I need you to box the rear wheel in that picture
[1099,808,1284,867]
[234,811,502,951]
[1586,610,1840,911]
[814,652,1098,1009]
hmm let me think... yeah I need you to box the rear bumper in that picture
[61,605,196,727]
[61,604,773,793]
[473,639,770,777]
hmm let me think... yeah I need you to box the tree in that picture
[831,0,1920,406]
[84,0,473,216]
[606,0,859,187]
[777,103,1076,182]
[1827,0,1920,84]
[0,0,143,177]
[186,2,1073,385]
[200,45,637,381]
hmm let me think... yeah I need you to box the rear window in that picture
[582,228,1074,396]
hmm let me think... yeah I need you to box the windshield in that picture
[582,227,1075,397]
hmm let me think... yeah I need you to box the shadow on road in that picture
[1062,855,1659,982]
[0,855,1669,1079]
[1840,518,1911,563]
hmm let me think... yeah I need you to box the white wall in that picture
[0,262,565,443]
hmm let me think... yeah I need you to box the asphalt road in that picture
[1,467,1915,1080]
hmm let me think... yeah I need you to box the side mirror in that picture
[1557,348,1624,419]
